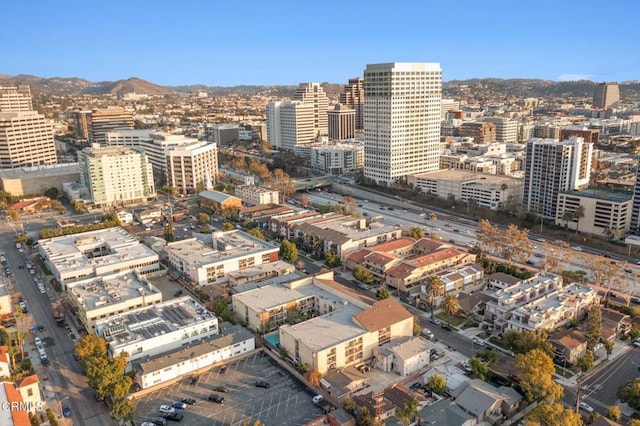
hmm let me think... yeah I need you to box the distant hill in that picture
[0,75,172,96]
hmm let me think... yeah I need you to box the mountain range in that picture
[1,74,639,99]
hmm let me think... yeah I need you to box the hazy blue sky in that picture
[2,0,638,86]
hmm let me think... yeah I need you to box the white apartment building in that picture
[408,170,523,211]
[266,101,316,149]
[0,87,57,169]
[506,283,598,333]
[38,227,160,289]
[67,270,163,331]
[523,137,592,218]
[297,141,364,174]
[167,141,218,195]
[76,144,155,206]
[234,185,279,206]
[94,296,219,370]
[134,324,254,390]
[167,230,280,286]
[364,62,442,185]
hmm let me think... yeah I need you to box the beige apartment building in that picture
[234,185,279,206]
[555,189,632,236]
[167,141,218,195]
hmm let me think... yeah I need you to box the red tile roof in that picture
[372,237,415,252]
[364,251,398,268]
[353,298,413,332]
[3,382,30,426]
[16,374,39,388]
[345,248,372,264]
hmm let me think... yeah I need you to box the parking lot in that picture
[134,351,322,426]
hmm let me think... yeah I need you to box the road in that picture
[1,218,114,426]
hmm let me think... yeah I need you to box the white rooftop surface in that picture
[68,270,160,310]
[233,278,345,311]
[39,227,158,273]
[169,231,277,264]
[232,270,305,293]
[494,272,560,303]
[279,303,365,351]
[512,283,595,316]
[307,217,399,241]
[95,296,215,349]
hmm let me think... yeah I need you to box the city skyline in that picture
[2,0,639,87]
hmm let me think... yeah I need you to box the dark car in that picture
[162,411,184,422]
[255,381,271,388]
[212,386,228,393]
[62,406,72,417]
[219,365,227,374]
[181,397,196,405]
[174,289,183,297]
[208,394,225,404]
[441,323,452,331]
[37,325,45,332]
[409,382,422,390]
[150,418,168,426]
[508,374,522,384]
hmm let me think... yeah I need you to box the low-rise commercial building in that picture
[94,296,219,370]
[374,336,432,376]
[134,324,254,390]
[166,230,279,286]
[235,185,280,206]
[0,163,80,196]
[67,270,162,331]
[555,189,632,237]
[408,170,522,211]
[38,227,160,290]
[198,190,242,212]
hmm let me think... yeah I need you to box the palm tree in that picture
[441,294,460,327]
[426,276,445,318]
[574,205,585,234]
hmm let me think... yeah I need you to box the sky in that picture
[2,0,639,87]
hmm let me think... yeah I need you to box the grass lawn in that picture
[435,312,466,327]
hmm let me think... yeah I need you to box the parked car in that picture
[472,338,485,347]
[255,381,271,388]
[421,328,435,340]
[211,386,228,393]
[508,374,522,384]
[207,394,224,404]
[150,418,167,426]
[158,405,176,414]
[579,402,594,413]
[62,406,72,417]
[633,338,640,348]
[409,382,422,390]
[181,397,196,405]
[171,401,186,410]
[462,361,473,373]
[162,411,184,422]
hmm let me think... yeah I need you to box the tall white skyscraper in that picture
[266,100,315,150]
[363,62,442,186]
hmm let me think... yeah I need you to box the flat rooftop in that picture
[279,303,366,351]
[0,163,80,179]
[135,324,253,375]
[95,296,216,349]
[411,169,520,185]
[39,227,158,275]
[67,270,160,311]
[560,189,632,203]
[168,230,278,264]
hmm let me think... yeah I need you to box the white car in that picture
[312,395,323,405]
[462,361,473,373]
[633,338,640,348]
[473,338,485,347]
[158,405,176,414]
[34,337,42,347]
[579,402,594,413]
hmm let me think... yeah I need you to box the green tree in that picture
[74,335,108,361]
[502,329,553,355]
[280,240,298,263]
[475,349,498,364]
[353,266,373,285]
[577,349,594,373]
[469,357,490,381]
[574,205,585,234]
[325,250,341,268]
[602,339,614,360]
[605,404,621,421]
[109,397,136,421]
[526,403,583,426]
[441,294,460,327]
[376,288,390,300]
[44,187,59,199]
[427,373,446,394]
[516,349,564,403]
[408,227,424,240]
[247,228,265,240]
[617,379,640,409]
[198,212,211,225]
[221,207,240,220]
[426,276,445,318]
[397,395,421,425]
[585,304,602,350]
[162,185,177,195]
[221,221,235,231]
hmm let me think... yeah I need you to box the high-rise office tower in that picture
[523,137,592,218]
[593,82,620,109]
[167,141,218,195]
[266,101,315,150]
[78,145,155,206]
[292,83,329,137]
[0,86,57,168]
[87,108,135,144]
[328,104,356,140]
[339,78,365,130]
[0,86,33,112]
[363,62,442,186]
[459,122,496,144]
